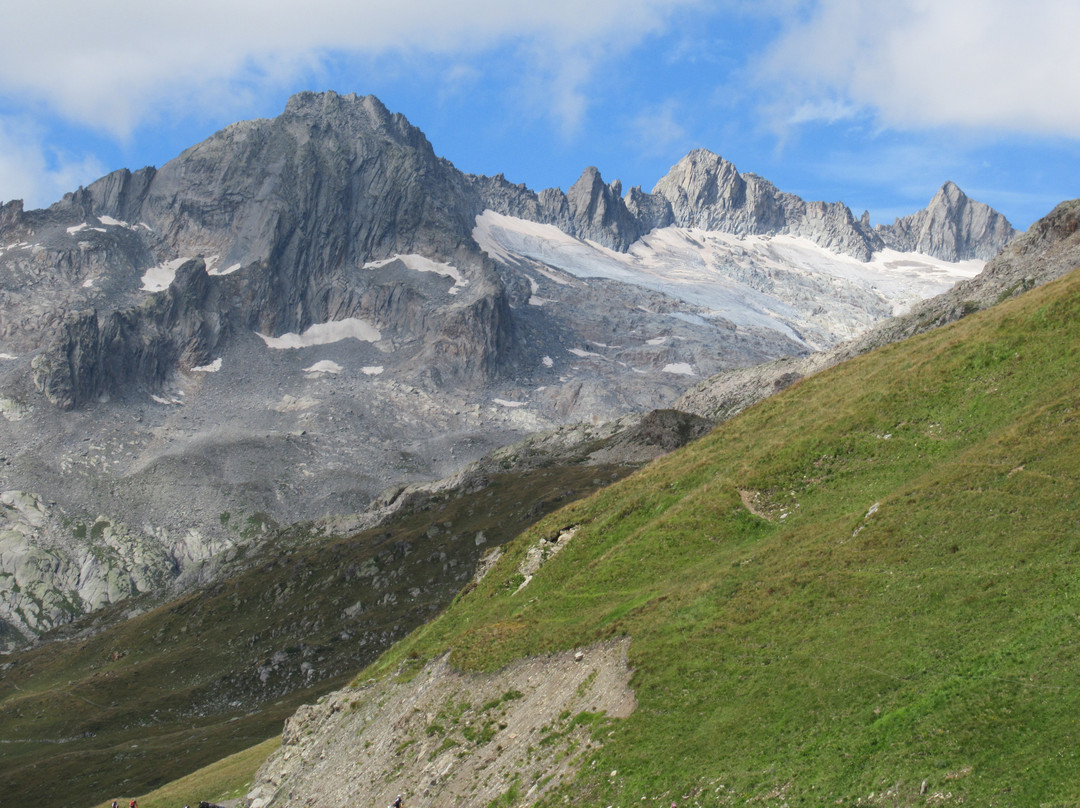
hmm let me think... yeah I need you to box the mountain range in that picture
[2,90,1077,808]
[2,193,1071,808]
[0,91,1015,652]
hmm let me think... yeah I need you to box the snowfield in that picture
[191,358,223,373]
[141,257,192,292]
[473,210,984,348]
[256,318,381,349]
[363,254,469,294]
[304,360,343,375]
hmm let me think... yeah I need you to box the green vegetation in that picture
[0,461,631,807]
[88,736,279,808]
[368,268,1080,805]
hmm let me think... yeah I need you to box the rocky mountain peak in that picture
[281,91,431,154]
[648,148,878,258]
[875,180,1017,261]
[652,148,744,221]
[563,166,641,249]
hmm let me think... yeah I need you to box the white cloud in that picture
[0,117,105,207]
[759,0,1080,137]
[0,0,697,138]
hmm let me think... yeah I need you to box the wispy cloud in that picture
[757,0,1080,137]
[0,117,104,208]
[0,0,698,138]
[629,99,689,158]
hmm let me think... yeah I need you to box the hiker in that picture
[393,796,403,808]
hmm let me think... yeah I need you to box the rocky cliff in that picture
[30,258,224,408]
[876,180,1017,260]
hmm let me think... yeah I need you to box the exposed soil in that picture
[246,638,635,808]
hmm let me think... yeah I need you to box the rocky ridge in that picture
[876,180,1016,261]
[475,148,1016,262]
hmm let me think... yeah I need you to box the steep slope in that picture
[0,409,710,808]
[250,263,1080,807]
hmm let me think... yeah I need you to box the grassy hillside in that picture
[0,462,632,807]
[368,267,1080,805]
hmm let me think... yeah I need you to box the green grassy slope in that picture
[373,267,1080,805]
[0,463,630,807]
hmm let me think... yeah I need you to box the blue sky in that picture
[1,0,1077,230]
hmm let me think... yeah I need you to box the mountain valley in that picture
[2,90,1073,808]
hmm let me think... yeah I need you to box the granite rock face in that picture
[78,92,515,388]
[30,258,223,409]
[876,181,1017,261]
[650,150,882,260]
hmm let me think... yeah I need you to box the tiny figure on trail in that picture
[393,795,403,808]
[129,800,137,808]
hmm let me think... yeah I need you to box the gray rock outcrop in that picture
[876,181,1017,260]
[246,639,636,808]
[31,258,223,408]
[0,490,232,650]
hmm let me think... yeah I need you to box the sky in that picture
[0,0,1077,230]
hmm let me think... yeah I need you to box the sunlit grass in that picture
[88,736,280,808]
[374,267,1080,805]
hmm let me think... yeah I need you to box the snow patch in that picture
[568,348,604,359]
[141,258,191,292]
[97,215,128,227]
[526,275,553,305]
[191,358,222,373]
[209,262,243,276]
[304,360,343,375]
[151,394,182,405]
[0,353,17,360]
[256,318,381,349]
[493,398,527,408]
[541,356,554,368]
[81,278,94,288]
[361,366,384,376]
[646,336,667,345]
[662,363,696,376]
[363,254,469,295]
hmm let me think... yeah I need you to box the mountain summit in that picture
[877,180,1016,260]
